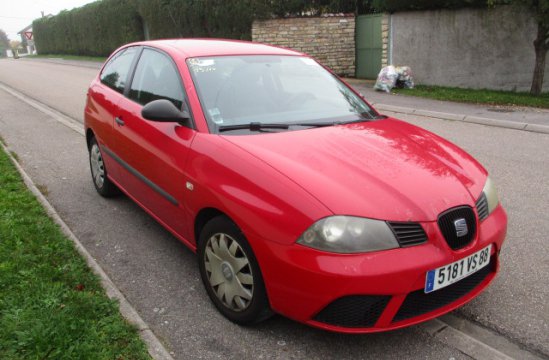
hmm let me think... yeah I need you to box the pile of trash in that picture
[374,65,414,93]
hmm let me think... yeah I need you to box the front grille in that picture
[438,206,477,250]
[388,222,428,247]
[393,258,495,322]
[314,295,390,328]
[476,193,489,221]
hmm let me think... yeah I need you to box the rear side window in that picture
[128,48,184,109]
[100,47,138,93]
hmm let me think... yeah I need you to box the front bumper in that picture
[253,205,507,333]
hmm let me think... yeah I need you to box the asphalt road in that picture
[0,58,547,359]
[0,58,94,120]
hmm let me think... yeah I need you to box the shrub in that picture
[33,0,143,56]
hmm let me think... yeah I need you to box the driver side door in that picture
[109,48,196,241]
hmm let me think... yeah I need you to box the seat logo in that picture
[454,218,468,237]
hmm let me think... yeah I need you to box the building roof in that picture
[17,24,33,34]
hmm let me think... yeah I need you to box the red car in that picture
[84,39,507,333]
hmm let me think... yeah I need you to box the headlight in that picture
[482,176,499,215]
[297,216,399,253]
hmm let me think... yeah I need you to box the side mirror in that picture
[141,99,191,126]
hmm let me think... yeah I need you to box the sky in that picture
[0,0,96,41]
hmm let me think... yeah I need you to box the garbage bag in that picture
[374,66,414,92]
[396,66,414,89]
[374,65,398,93]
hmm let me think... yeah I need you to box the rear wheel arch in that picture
[88,134,119,197]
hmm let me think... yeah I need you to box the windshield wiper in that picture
[335,112,382,125]
[218,122,334,132]
[292,122,335,127]
[218,122,290,132]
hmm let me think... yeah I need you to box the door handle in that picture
[115,117,125,126]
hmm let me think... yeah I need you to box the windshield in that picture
[187,55,378,133]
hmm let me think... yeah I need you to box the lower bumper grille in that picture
[313,295,390,328]
[393,257,495,322]
[313,256,496,329]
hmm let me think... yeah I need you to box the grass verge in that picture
[392,85,549,109]
[0,146,150,359]
[26,54,106,63]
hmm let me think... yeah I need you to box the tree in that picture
[526,0,549,95]
[0,29,10,57]
[489,0,548,94]
[10,40,21,49]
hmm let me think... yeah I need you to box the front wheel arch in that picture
[194,207,225,246]
[86,128,95,151]
[197,215,273,325]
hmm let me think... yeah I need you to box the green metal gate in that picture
[356,14,383,79]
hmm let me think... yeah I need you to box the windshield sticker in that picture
[208,108,223,124]
[189,58,216,73]
[300,58,319,66]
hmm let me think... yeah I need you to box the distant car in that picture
[84,39,507,333]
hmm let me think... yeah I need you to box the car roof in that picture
[126,38,303,58]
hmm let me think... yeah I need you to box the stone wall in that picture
[252,15,355,77]
[391,5,549,91]
[381,14,390,68]
[251,7,547,91]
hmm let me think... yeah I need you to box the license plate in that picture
[425,244,491,293]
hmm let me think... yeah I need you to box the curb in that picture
[438,315,546,360]
[20,57,103,70]
[0,99,174,360]
[420,319,514,360]
[374,103,549,134]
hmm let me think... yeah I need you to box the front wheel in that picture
[198,216,272,325]
[89,137,119,197]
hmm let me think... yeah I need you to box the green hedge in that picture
[136,0,270,40]
[266,0,367,16]
[33,0,143,56]
[33,0,273,55]
[33,0,501,56]
[371,0,494,12]
[261,0,494,15]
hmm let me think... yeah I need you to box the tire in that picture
[198,216,273,325]
[88,137,119,197]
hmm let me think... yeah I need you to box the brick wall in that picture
[252,15,355,77]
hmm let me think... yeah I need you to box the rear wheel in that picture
[89,137,119,197]
[198,216,272,325]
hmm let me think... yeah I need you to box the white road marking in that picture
[0,82,84,136]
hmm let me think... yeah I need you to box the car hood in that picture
[222,118,487,222]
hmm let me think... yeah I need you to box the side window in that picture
[100,47,138,93]
[129,48,184,109]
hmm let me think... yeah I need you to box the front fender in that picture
[185,133,332,248]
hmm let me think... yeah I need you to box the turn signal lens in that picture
[483,176,499,215]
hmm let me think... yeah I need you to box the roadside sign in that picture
[24,32,33,40]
